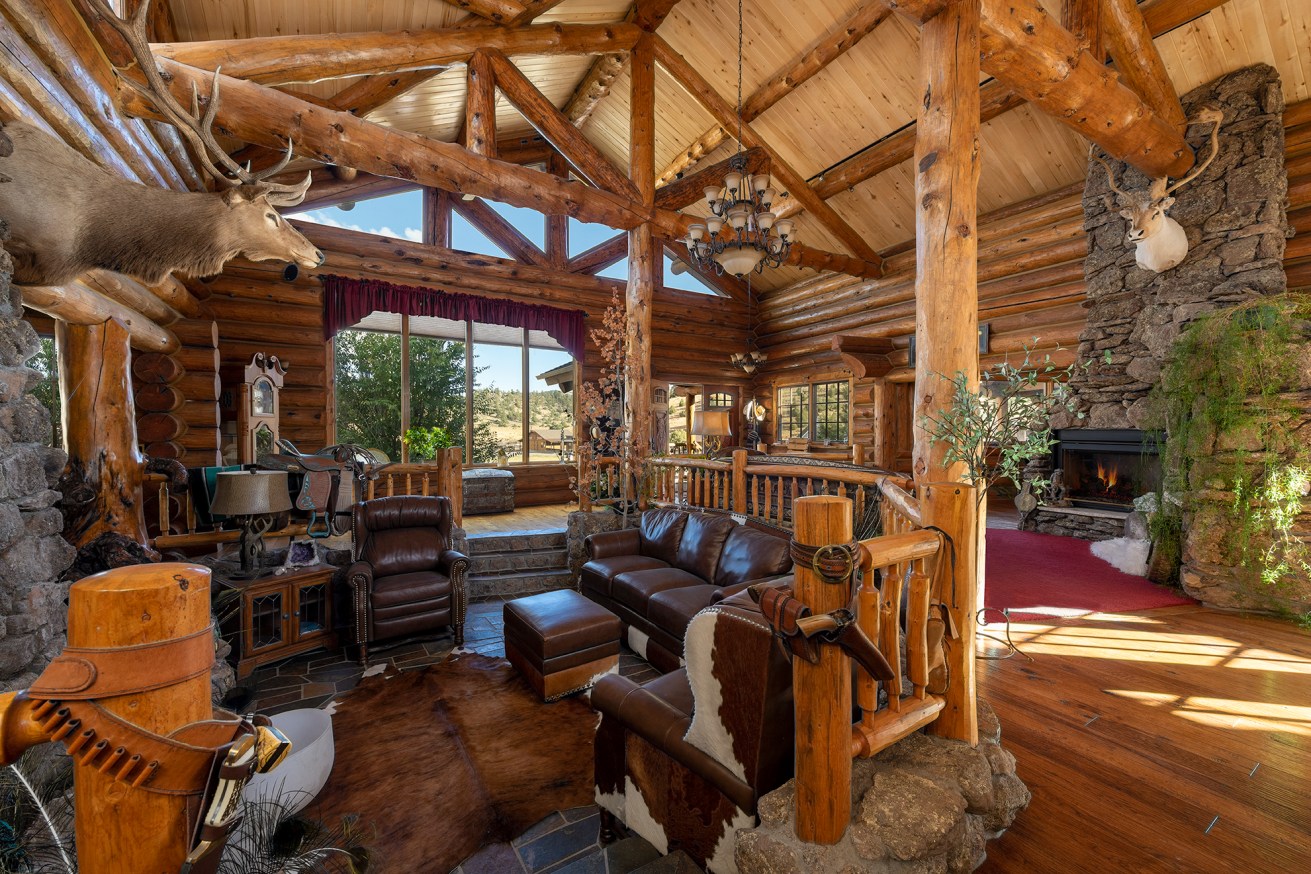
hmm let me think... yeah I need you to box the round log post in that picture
[792,494,854,844]
[68,562,214,874]
[920,482,979,745]
[57,317,148,549]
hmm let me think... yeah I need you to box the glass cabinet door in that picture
[247,590,287,652]
[295,581,329,639]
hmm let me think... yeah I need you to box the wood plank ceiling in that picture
[164,0,1311,293]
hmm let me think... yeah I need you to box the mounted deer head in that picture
[0,1,323,287]
[1091,108,1224,273]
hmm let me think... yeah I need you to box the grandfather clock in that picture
[222,353,286,464]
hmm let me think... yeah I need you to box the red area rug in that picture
[984,528,1194,620]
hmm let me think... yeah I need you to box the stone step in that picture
[468,568,575,599]
[469,547,570,574]
[465,530,567,554]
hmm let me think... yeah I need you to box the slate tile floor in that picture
[242,591,673,872]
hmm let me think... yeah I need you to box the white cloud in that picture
[289,210,414,242]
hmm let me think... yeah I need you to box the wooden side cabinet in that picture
[216,565,337,678]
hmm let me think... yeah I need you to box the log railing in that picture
[643,449,909,537]
[791,489,958,841]
[362,448,464,526]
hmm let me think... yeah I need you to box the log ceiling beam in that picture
[466,49,497,157]
[150,21,644,86]
[445,0,528,24]
[485,48,641,200]
[560,0,685,128]
[652,36,883,268]
[654,147,769,210]
[1059,0,1103,60]
[452,195,553,267]
[1102,0,1187,129]
[656,2,893,187]
[568,233,628,274]
[782,0,1230,216]
[508,0,570,27]
[887,0,1190,178]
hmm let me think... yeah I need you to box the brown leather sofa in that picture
[347,495,469,663]
[591,589,794,873]
[581,509,791,672]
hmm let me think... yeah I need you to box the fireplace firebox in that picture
[1053,429,1161,512]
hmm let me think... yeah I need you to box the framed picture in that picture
[284,538,320,569]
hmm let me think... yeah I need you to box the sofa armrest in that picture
[591,674,757,812]
[438,548,470,579]
[711,574,792,604]
[346,560,374,596]
[586,528,641,560]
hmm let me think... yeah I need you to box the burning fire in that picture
[1096,459,1120,489]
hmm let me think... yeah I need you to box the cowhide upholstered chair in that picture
[347,495,469,664]
[590,588,794,873]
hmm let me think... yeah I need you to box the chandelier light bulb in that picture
[688,223,706,241]
[752,174,771,195]
[706,217,724,234]
[774,219,795,240]
[757,211,776,230]
[724,170,744,194]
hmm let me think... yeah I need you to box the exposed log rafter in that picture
[652,36,884,268]
[1101,0,1187,129]
[452,196,553,267]
[485,48,640,200]
[657,2,893,187]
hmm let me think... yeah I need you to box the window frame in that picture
[774,378,852,445]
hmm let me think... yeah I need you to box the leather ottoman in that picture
[504,590,621,701]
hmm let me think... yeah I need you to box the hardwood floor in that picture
[979,605,1311,872]
[463,503,576,535]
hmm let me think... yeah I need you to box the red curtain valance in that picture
[321,274,586,361]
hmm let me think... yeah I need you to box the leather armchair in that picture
[348,495,469,664]
[591,588,794,873]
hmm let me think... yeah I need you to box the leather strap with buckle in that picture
[788,539,860,585]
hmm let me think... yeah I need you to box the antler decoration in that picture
[89,0,310,204]
[1165,107,1224,196]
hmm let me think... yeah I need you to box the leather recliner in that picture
[347,495,469,664]
[591,588,794,873]
[581,509,792,672]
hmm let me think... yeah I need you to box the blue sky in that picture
[290,190,715,388]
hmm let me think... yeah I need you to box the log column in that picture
[792,495,854,843]
[69,562,213,873]
[912,0,981,746]
[57,317,147,549]
[625,34,656,467]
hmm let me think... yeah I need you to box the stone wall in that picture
[0,230,75,687]
[1059,65,1288,429]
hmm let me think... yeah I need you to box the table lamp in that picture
[692,410,732,459]
[210,469,292,578]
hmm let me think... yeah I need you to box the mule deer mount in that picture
[0,0,322,287]
[1091,108,1224,273]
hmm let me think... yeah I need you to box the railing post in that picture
[920,481,979,745]
[443,447,465,527]
[792,495,854,844]
[731,449,748,514]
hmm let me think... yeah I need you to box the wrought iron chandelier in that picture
[680,0,795,277]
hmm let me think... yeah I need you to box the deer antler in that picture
[89,0,307,200]
[1165,108,1224,196]
[1089,145,1131,207]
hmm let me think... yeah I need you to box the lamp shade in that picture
[210,470,293,516]
[691,410,732,438]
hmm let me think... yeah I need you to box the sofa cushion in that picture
[371,570,451,609]
[612,567,708,616]
[647,586,719,643]
[714,525,793,587]
[640,508,688,564]
[581,555,668,598]
[674,513,737,582]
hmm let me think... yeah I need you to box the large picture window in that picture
[775,380,850,443]
[334,313,573,465]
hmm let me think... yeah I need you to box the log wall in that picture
[754,98,1311,472]
[183,221,751,458]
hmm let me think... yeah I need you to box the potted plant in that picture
[402,425,454,462]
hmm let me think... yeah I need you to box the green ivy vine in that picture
[1150,294,1311,620]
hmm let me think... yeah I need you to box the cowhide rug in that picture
[310,653,597,872]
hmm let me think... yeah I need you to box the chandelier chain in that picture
[736,0,743,154]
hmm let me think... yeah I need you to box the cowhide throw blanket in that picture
[312,653,596,871]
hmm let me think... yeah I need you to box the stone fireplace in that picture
[1029,66,1306,610]
[1054,429,1161,512]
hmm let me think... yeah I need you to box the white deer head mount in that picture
[1091,108,1224,273]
